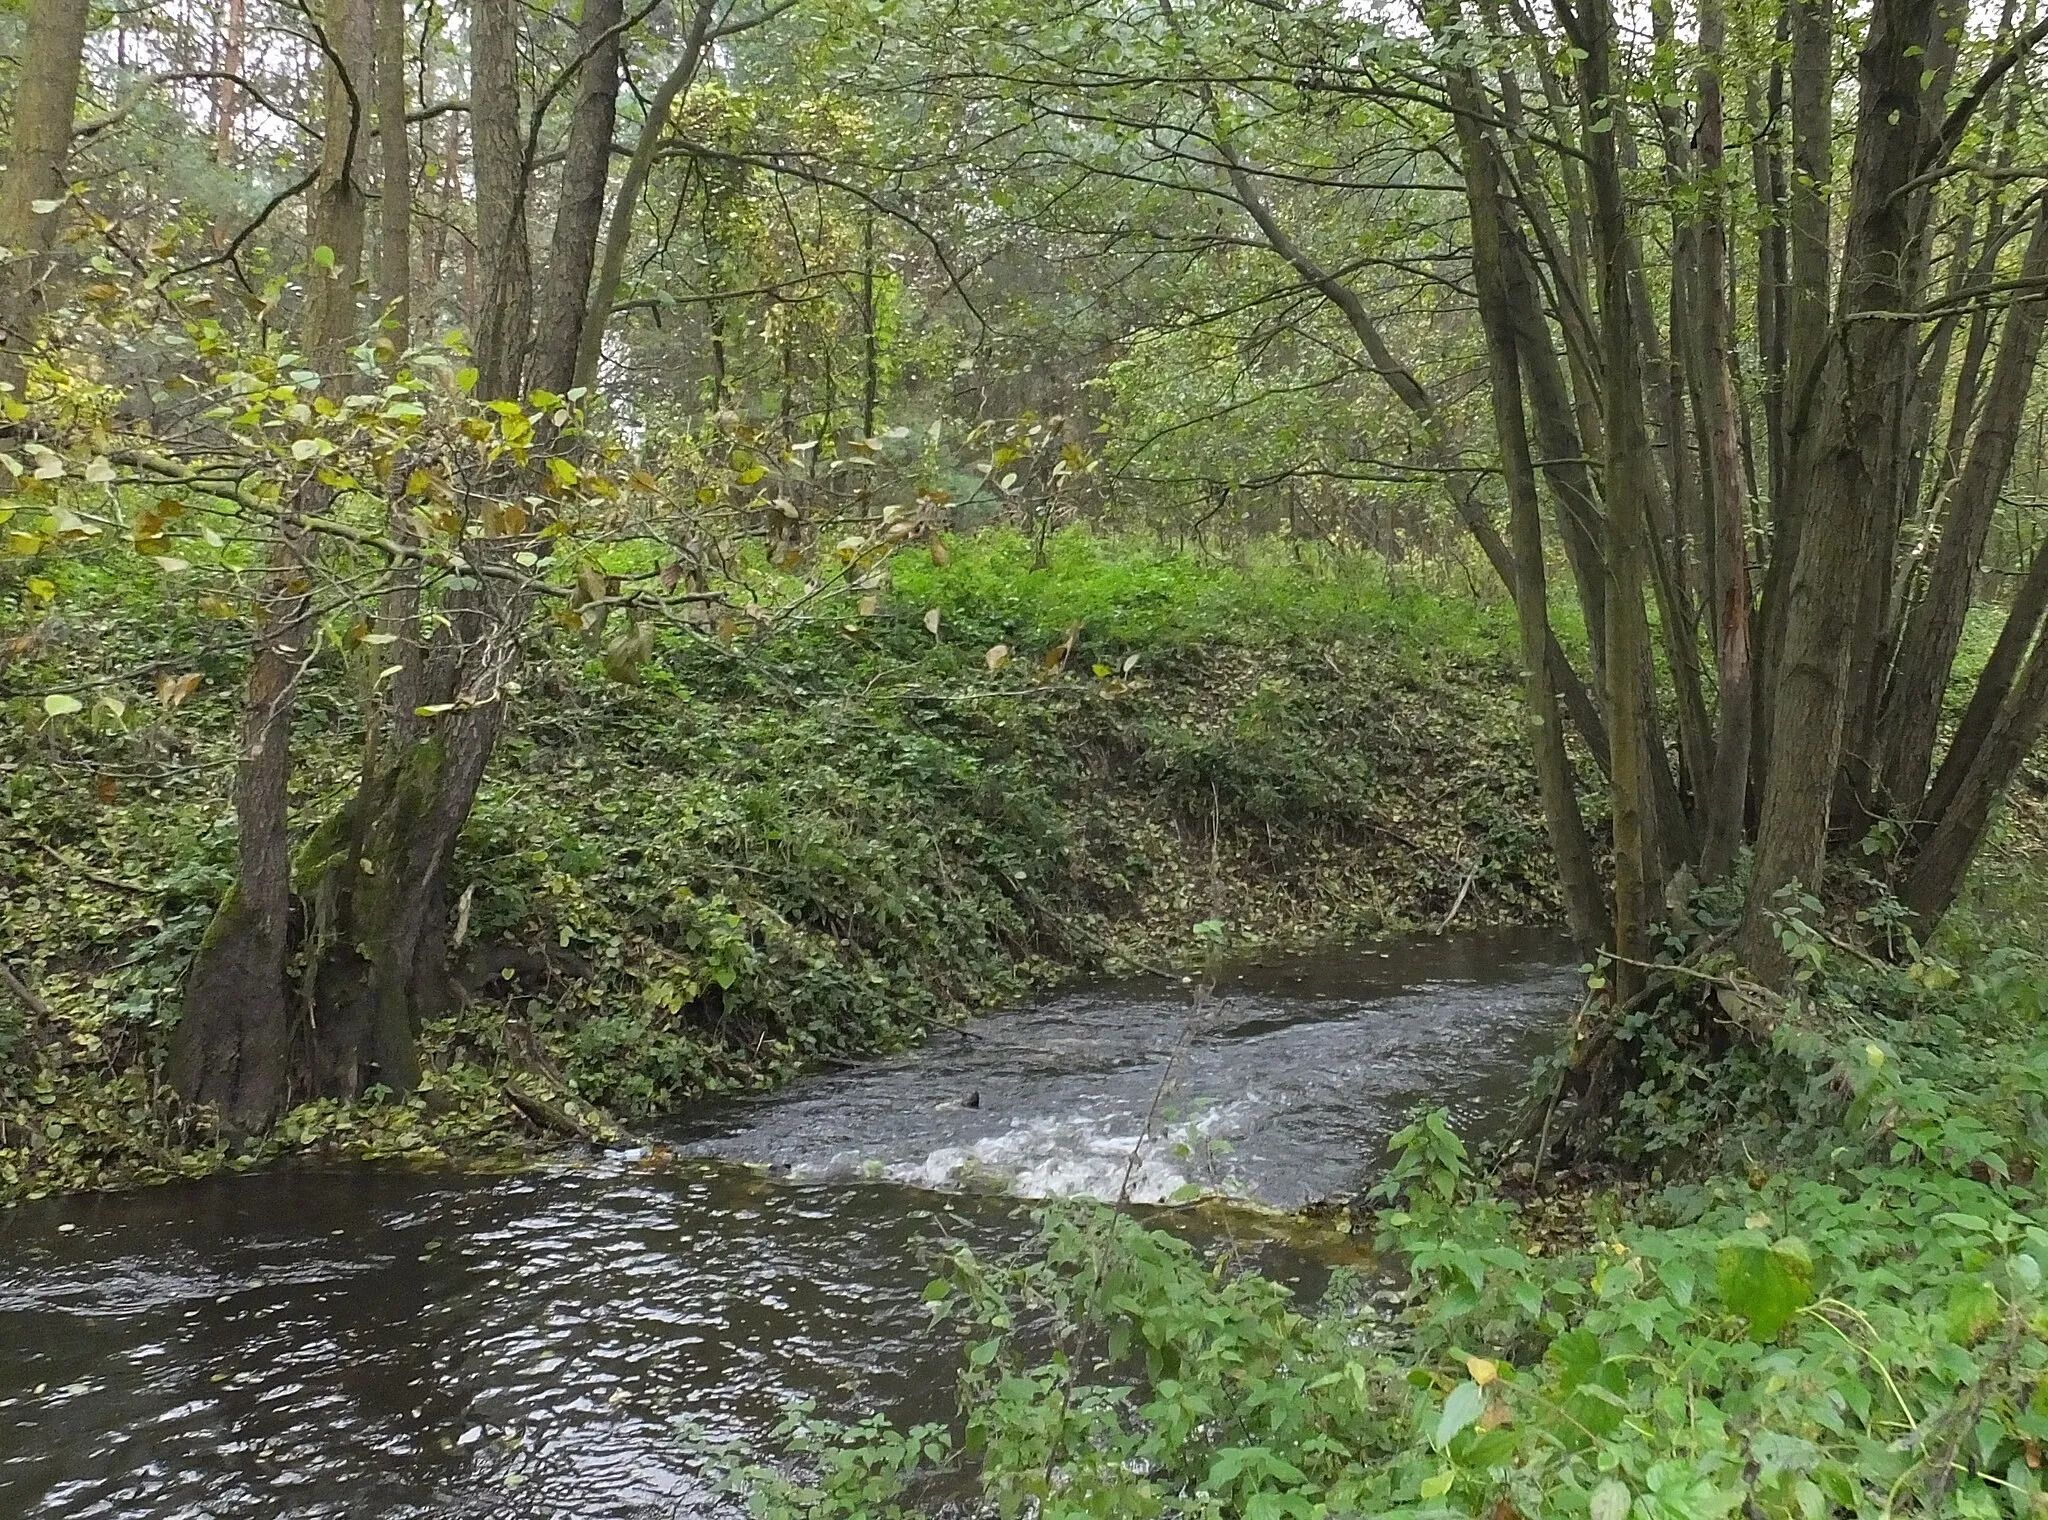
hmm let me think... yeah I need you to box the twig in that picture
[1436,864,1477,934]
[0,960,52,1021]
[33,838,156,896]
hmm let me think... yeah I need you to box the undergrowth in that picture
[0,528,1548,1202]
[716,923,2048,1519]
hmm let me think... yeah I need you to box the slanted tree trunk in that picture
[574,0,717,392]
[531,0,624,395]
[1450,57,1610,954]
[1925,539,2048,824]
[1879,195,2048,811]
[299,574,519,1096]
[1904,592,2048,923]
[0,0,93,400]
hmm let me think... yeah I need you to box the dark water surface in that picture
[0,929,1575,1519]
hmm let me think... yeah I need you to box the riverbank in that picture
[1,530,1555,1203]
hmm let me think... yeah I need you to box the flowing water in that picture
[0,929,1576,1519]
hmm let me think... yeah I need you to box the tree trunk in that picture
[301,714,502,1096]
[1693,0,1755,882]
[1925,538,2048,822]
[0,0,92,400]
[1742,0,1944,972]
[530,0,625,395]
[1502,215,1609,683]
[172,521,314,1132]
[1451,60,1610,953]
[1752,30,1789,516]
[303,0,375,383]
[472,0,532,400]
[1573,0,1662,1000]
[375,0,412,349]
[1903,610,2048,925]
[573,0,717,392]
[1879,195,2048,811]
[215,0,246,164]
[1751,0,1835,789]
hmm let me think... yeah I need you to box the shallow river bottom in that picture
[0,929,1575,1519]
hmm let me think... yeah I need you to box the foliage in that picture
[716,938,2048,1519]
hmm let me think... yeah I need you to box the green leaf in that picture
[1590,1478,1632,1520]
[1716,1233,1814,1340]
[1945,1279,2001,1344]
[1434,1379,1485,1449]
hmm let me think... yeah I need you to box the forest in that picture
[6,0,2048,1511]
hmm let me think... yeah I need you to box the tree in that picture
[0,0,94,400]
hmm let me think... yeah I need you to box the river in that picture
[0,928,1576,1518]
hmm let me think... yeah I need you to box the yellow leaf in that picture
[155,672,203,709]
[49,507,99,539]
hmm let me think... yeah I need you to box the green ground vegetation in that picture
[0,528,1551,1203]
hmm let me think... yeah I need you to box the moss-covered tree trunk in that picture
[170,526,314,1132]
[300,712,504,1096]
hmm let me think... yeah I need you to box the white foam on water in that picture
[786,1097,1262,1204]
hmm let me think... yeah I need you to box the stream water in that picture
[0,929,1576,1519]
